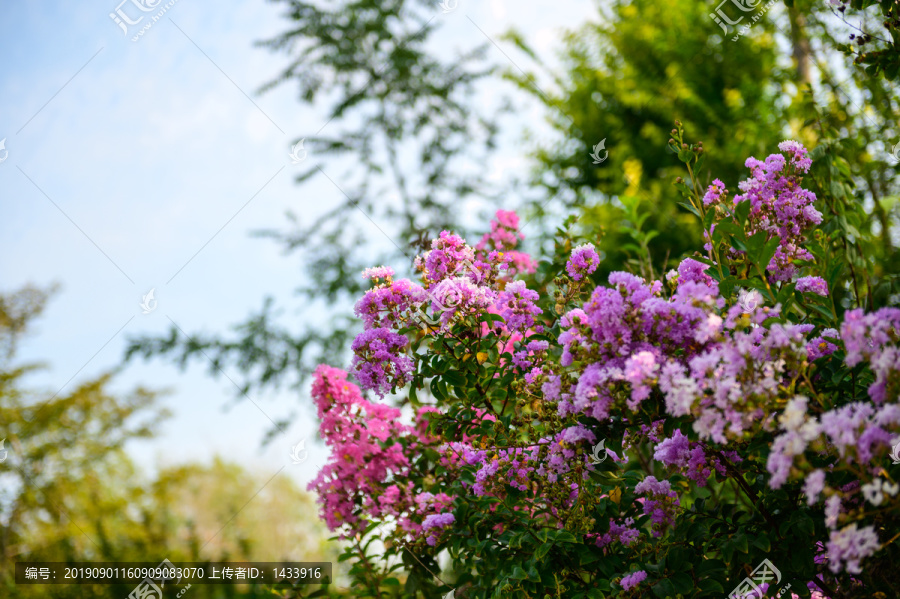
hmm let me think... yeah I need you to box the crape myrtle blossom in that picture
[308,367,458,545]
[593,517,640,549]
[731,140,822,281]
[429,276,496,329]
[808,328,839,361]
[308,366,411,535]
[351,327,415,398]
[652,430,736,487]
[475,209,537,277]
[619,570,648,591]
[352,218,542,394]
[565,243,600,282]
[496,280,543,332]
[826,524,880,575]
[841,307,900,404]
[362,265,395,281]
[796,275,829,297]
[703,178,727,206]
[354,277,427,330]
[634,476,679,537]
[307,159,900,590]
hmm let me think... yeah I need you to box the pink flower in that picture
[362,265,395,281]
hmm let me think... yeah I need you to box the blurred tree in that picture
[0,285,333,598]
[505,0,899,287]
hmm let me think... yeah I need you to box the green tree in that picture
[505,0,898,287]
[1,285,334,598]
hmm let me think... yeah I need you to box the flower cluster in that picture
[841,307,900,403]
[307,365,413,534]
[350,327,415,398]
[309,144,899,596]
[351,215,541,395]
[475,209,537,277]
[565,243,600,282]
[731,140,822,280]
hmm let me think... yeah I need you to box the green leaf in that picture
[430,378,446,401]
[534,542,552,562]
[554,530,577,544]
[651,579,677,598]
[698,578,725,593]
[671,572,693,595]
[751,534,771,553]
[695,559,726,577]
[755,237,781,278]
[734,199,751,225]
[678,201,701,217]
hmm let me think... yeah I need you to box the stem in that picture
[713,449,781,537]
[404,547,450,588]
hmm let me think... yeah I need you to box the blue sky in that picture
[0,0,596,491]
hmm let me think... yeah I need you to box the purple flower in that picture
[619,570,648,591]
[354,278,427,330]
[796,276,829,296]
[351,327,415,397]
[804,470,826,506]
[731,142,821,280]
[496,280,543,332]
[635,476,679,535]
[808,327,839,361]
[566,243,600,282]
[840,308,900,403]
[653,430,691,468]
[703,179,727,206]
[430,277,496,328]
[420,231,476,283]
[623,350,659,409]
[778,139,813,172]
[422,512,455,530]
[826,524,879,574]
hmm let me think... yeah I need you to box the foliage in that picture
[304,136,900,599]
[504,0,900,280]
[0,286,332,598]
